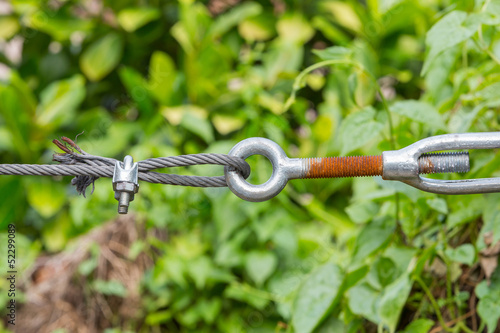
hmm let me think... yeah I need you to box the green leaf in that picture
[353,69,376,107]
[390,100,445,129]
[78,245,99,276]
[78,257,98,276]
[36,75,85,128]
[345,200,379,224]
[128,240,145,260]
[119,66,155,116]
[447,197,483,228]
[0,16,20,39]
[292,263,344,333]
[209,2,262,39]
[422,11,479,75]
[28,12,93,41]
[476,269,500,333]
[212,115,245,135]
[146,310,172,325]
[469,81,500,107]
[448,104,483,133]
[148,51,177,105]
[212,193,246,241]
[370,257,400,289]
[384,246,417,275]
[379,274,412,333]
[313,46,353,61]
[41,212,72,252]
[245,251,277,287]
[186,256,214,290]
[399,319,435,333]
[478,197,500,250]
[478,295,500,333]
[444,244,475,266]
[93,279,128,297]
[348,283,380,323]
[77,121,138,157]
[238,13,275,41]
[338,107,384,155]
[277,13,314,44]
[160,255,187,287]
[426,198,448,214]
[224,283,269,310]
[0,178,24,225]
[198,298,222,324]
[181,112,214,144]
[25,178,67,218]
[322,2,362,33]
[80,33,124,81]
[117,7,160,32]
[424,47,460,102]
[352,218,394,262]
[0,84,32,160]
[162,105,214,142]
[316,316,346,333]
[378,0,405,14]
[215,229,250,267]
[344,265,369,290]
[312,16,350,45]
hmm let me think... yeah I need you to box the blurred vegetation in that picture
[1,0,500,332]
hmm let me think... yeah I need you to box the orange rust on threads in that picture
[304,155,383,179]
[418,155,435,174]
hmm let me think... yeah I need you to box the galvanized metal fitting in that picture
[224,138,303,202]
[225,132,500,202]
[113,155,139,214]
[382,132,500,194]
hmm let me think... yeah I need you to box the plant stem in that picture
[477,26,500,66]
[445,259,456,320]
[415,276,454,333]
[456,322,476,333]
[284,59,396,149]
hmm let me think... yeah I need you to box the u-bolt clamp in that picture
[113,155,139,214]
[224,132,500,202]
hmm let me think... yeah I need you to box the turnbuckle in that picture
[224,132,500,202]
[112,155,139,214]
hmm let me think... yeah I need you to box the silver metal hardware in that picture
[224,138,304,202]
[113,155,139,214]
[224,132,500,202]
[382,132,500,194]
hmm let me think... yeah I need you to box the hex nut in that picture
[113,182,138,193]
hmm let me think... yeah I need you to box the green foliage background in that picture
[1,0,500,332]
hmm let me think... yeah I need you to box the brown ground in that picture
[11,215,164,333]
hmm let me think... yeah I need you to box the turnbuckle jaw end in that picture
[113,155,139,214]
[382,132,500,195]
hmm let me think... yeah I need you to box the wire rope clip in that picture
[113,155,139,214]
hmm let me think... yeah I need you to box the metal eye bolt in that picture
[224,138,304,202]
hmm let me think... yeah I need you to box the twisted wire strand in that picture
[0,163,231,188]
[55,153,251,177]
[0,153,250,189]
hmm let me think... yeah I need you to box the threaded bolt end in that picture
[418,152,470,174]
[118,192,130,214]
[302,152,470,179]
[303,155,383,179]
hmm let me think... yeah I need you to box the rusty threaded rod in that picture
[302,152,470,179]
[304,155,383,178]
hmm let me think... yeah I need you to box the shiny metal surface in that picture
[113,155,139,214]
[226,133,500,201]
[383,132,500,194]
[225,138,303,202]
